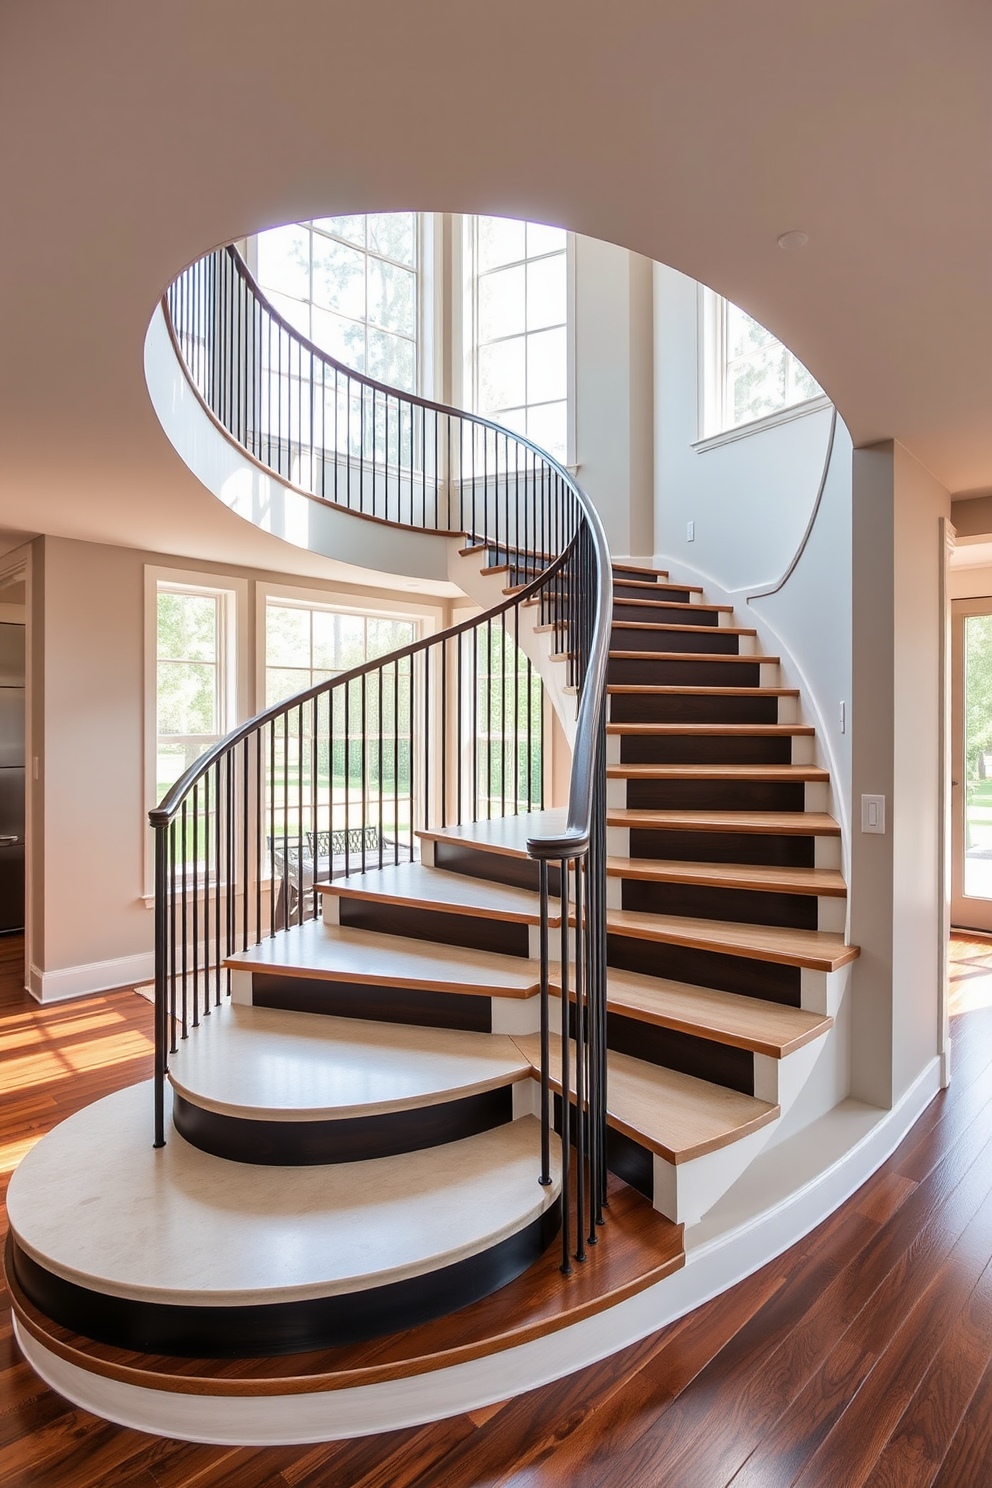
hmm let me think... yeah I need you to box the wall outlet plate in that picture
[686,520,695,541]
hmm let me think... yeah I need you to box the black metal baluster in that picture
[559,857,572,1276]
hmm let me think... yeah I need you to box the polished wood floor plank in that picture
[5,937,992,1486]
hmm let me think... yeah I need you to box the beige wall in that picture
[30,536,453,999]
[849,441,949,1107]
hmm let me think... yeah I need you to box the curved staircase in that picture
[5,244,860,1445]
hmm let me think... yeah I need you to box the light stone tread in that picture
[224,919,543,998]
[512,1034,778,1164]
[316,861,562,926]
[606,856,847,897]
[599,966,833,1057]
[167,1002,531,1122]
[6,1084,559,1306]
[603,908,859,971]
[608,808,841,836]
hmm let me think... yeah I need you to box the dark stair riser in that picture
[622,779,807,812]
[611,627,740,656]
[553,1093,655,1204]
[337,897,530,957]
[620,876,819,931]
[612,582,693,603]
[606,932,802,1006]
[612,600,719,626]
[252,972,495,1033]
[9,1206,561,1359]
[559,998,752,1096]
[626,827,817,868]
[432,838,562,896]
[618,734,793,766]
[171,1085,515,1166]
[608,658,761,687]
[609,692,781,725]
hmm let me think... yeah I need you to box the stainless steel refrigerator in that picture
[0,623,25,932]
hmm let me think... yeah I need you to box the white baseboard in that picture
[17,1058,943,1445]
[29,951,155,1004]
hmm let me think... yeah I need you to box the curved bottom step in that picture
[6,1082,560,1356]
[7,1171,682,1394]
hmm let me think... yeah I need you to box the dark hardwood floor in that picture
[3,933,992,1486]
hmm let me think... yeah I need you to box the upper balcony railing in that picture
[154,243,612,1272]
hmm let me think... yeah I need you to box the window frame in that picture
[695,285,830,449]
[143,567,247,898]
[462,216,575,465]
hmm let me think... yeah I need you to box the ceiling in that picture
[1,0,989,572]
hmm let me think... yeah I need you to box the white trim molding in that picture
[29,951,154,1005]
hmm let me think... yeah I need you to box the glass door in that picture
[952,599,992,931]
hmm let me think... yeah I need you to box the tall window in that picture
[254,215,421,394]
[265,602,418,707]
[155,587,231,803]
[700,289,825,438]
[467,216,569,461]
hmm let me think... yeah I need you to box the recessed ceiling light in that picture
[778,230,808,251]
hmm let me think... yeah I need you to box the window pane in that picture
[266,605,311,668]
[965,616,992,899]
[367,329,415,392]
[157,661,217,735]
[526,255,566,331]
[312,215,366,247]
[478,216,526,271]
[479,264,525,342]
[257,225,310,301]
[526,222,567,258]
[730,345,787,425]
[265,289,311,339]
[790,355,822,403]
[726,302,778,360]
[157,592,217,662]
[367,618,415,657]
[312,236,365,320]
[367,213,416,266]
[527,401,567,461]
[311,307,366,371]
[527,326,567,405]
[478,337,526,412]
[368,258,416,336]
[266,666,312,708]
[495,406,528,440]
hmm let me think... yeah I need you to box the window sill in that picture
[693,395,832,453]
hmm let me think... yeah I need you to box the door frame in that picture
[949,589,992,933]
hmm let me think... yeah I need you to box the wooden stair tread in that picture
[8,1173,683,1394]
[607,723,814,736]
[611,561,677,578]
[317,861,561,926]
[167,1003,532,1121]
[603,909,859,971]
[600,966,833,1057]
[611,621,757,636]
[610,597,734,614]
[607,763,829,781]
[513,1034,779,1164]
[608,808,841,835]
[609,650,780,664]
[224,920,543,998]
[608,685,799,697]
[606,857,846,897]
[418,809,567,862]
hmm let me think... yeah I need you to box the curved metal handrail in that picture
[156,239,613,1270]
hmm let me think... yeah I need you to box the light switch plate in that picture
[861,793,885,834]
[686,521,695,541]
